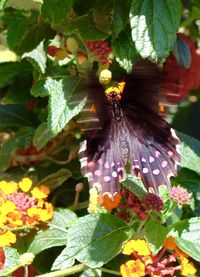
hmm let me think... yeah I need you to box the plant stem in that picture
[98,267,121,276]
[24,266,28,277]
[135,218,148,237]
[35,264,87,277]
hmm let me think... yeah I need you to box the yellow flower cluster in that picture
[0,178,53,247]
[121,238,197,277]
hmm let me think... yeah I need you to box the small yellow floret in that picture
[18,177,32,192]
[122,239,151,256]
[0,230,16,247]
[0,181,18,194]
[31,187,48,199]
[0,201,16,216]
[180,256,197,276]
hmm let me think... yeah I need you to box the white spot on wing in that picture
[79,140,87,153]
[161,161,168,168]
[153,169,160,175]
[149,156,155,163]
[112,171,117,178]
[80,157,87,168]
[84,172,93,181]
[142,168,148,173]
[104,176,111,182]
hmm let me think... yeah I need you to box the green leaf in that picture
[33,122,54,150]
[22,41,47,74]
[145,219,168,255]
[32,76,86,135]
[37,168,72,189]
[0,247,21,276]
[170,217,200,262]
[27,228,68,255]
[172,168,200,193]
[175,238,200,262]
[3,10,55,55]
[0,127,34,172]
[31,79,50,97]
[0,0,7,11]
[129,0,182,60]
[122,175,147,197]
[52,213,133,270]
[6,0,41,10]
[0,62,22,89]
[178,132,200,173]
[93,0,131,37]
[41,0,73,24]
[112,26,139,73]
[17,20,55,55]
[3,11,30,50]
[73,14,109,40]
[28,209,76,255]
[173,35,191,69]
[0,104,36,128]
[3,74,33,105]
[51,208,78,229]
[74,0,96,15]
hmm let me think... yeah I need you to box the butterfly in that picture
[78,60,180,210]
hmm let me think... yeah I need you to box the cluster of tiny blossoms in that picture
[87,40,112,63]
[169,186,190,205]
[117,189,164,222]
[121,237,196,277]
[0,178,53,247]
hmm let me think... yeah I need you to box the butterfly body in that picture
[78,60,180,209]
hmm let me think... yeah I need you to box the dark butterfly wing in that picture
[78,61,180,208]
[121,60,164,113]
[121,60,180,192]
[123,111,180,193]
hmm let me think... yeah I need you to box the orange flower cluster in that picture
[120,238,197,277]
[162,33,200,103]
[0,178,53,247]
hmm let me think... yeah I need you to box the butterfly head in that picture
[105,82,125,102]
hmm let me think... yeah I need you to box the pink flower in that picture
[170,187,190,205]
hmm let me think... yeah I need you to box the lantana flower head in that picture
[120,259,146,277]
[87,40,112,63]
[0,178,53,247]
[169,186,190,205]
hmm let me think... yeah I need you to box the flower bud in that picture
[75,182,84,193]
[99,69,112,84]
[66,37,78,53]
[20,253,35,266]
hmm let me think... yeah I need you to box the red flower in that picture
[162,33,200,103]
[87,40,112,63]
[47,46,60,57]
[0,247,5,270]
[144,193,164,212]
